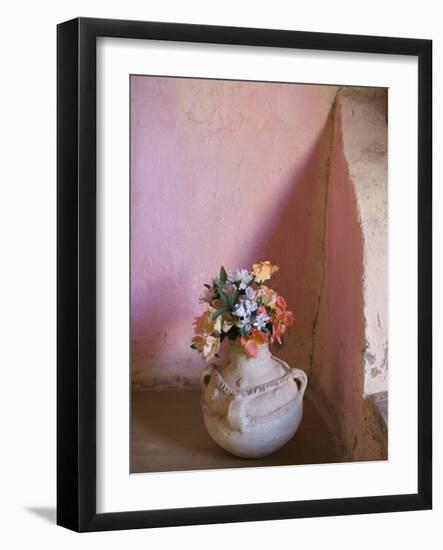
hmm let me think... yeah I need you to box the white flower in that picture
[233,298,258,319]
[237,317,252,333]
[231,268,253,290]
[246,299,258,314]
[245,286,256,300]
[232,301,247,318]
[232,298,258,336]
[212,315,222,334]
[253,309,271,330]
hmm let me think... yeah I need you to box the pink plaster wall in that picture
[131,76,338,388]
[310,103,386,460]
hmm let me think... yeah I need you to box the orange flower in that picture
[257,285,277,309]
[193,310,219,335]
[275,295,287,314]
[271,310,294,344]
[192,334,220,360]
[252,261,279,283]
[239,329,268,358]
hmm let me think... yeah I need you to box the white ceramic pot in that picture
[200,342,308,458]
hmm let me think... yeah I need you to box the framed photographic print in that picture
[57,17,432,531]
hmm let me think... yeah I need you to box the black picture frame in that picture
[57,17,432,532]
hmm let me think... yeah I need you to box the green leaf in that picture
[227,288,239,309]
[218,290,229,306]
[219,266,228,283]
[212,307,228,320]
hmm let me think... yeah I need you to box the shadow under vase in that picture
[130,386,343,474]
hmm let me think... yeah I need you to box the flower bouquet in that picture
[191,261,294,360]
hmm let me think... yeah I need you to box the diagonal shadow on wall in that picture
[254,106,336,378]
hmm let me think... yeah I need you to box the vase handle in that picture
[291,368,308,397]
[227,395,248,433]
[200,364,216,389]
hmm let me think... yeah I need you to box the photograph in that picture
[0,0,437,545]
[130,75,389,474]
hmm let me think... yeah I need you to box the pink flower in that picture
[239,329,268,358]
[275,295,287,314]
[271,310,294,344]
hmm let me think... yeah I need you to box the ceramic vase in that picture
[200,341,307,458]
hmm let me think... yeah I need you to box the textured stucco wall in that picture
[338,88,388,397]
[309,95,387,460]
[130,76,338,389]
